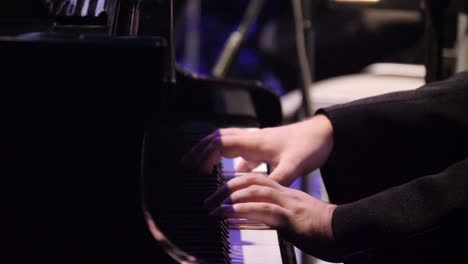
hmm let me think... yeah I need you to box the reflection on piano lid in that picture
[44,0,107,17]
[0,0,110,19]
[0,1,120,35]
[50,0,119,33]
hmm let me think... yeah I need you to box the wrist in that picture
[317,203,341,262]
[300,114,335,168]
[323,203,337,242]
[314,114,334,166]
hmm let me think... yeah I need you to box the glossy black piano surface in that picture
[0,33,293,263]
[0,34,168,263]
[0,1,295,262]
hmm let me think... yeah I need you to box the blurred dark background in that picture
[174,0,425,95]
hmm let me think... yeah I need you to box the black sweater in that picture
[319,71,468,263]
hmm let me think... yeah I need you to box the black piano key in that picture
[75,0,85,16]
[87,0,98,16]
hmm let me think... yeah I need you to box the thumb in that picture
[268,161,298,187]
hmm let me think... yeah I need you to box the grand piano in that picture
[0,1,295,263]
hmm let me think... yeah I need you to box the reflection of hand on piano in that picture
[206,172,340,262]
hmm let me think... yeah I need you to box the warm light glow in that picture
[334,0,380,3]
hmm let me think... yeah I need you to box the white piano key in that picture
[226,218,270,230]
[221,157,268,174]
[221,156,236,172]
[229,229,282,264]
[67,0,77,16]
[230,245,283,264]
[229,229,279,245]
[81,0,90,16]
[95,0,105,16]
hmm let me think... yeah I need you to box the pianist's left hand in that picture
[205,173,340,262]
[183,114,334,187]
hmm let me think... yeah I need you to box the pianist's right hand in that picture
[185,114,334,186]
[205,173,340,261]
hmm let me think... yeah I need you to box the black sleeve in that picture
[332,157,468,259]
[318,71,468,204]
[316,71,468,259]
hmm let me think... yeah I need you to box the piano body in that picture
[0,1,295,263]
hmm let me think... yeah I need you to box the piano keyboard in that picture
[222,157,284,264]
[145,165,230,263]
[229,229,283,264]
[142,122,296,264]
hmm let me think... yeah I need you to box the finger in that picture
[210,203,290,229]
[235,159,262,172]
[218,127,247,136]
[268,161,298,187]
[204,173,284,210]
[197,133,262,174]
[224,185,291,208]
[197,133,265,174]
[217,133,268,161]
[181,128,244,169]
[197,135,223,174]
[181,132,217,169]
